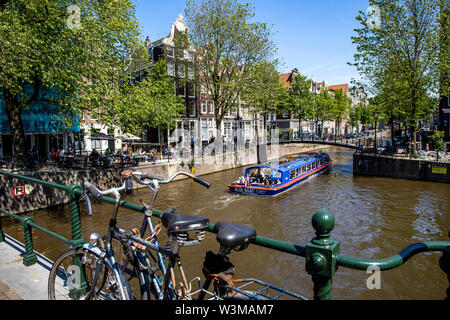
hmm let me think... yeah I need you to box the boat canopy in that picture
[247,153,328,175]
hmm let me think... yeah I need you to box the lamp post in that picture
[373,111,378,153]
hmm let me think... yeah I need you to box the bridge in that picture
[278,138,363,150]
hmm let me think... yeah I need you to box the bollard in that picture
[22,217,37,266]
[439,232,450,300]
[306,210,340,300]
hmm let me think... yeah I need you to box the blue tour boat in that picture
[228,152,332,197]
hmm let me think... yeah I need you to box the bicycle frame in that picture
[82,171,211,300]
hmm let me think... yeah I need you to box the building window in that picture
[189,101,196,117]
[209,101,215,115]
[166,46,174,58]
[201,100,207,114]
[232,107,237,118]
[186,51,194,62]
[177,49,184,59]
[178,64,185,78]
[201,119,207,137]
[167,62,175,77]
[177,83,185,97]
[187,83,195,98]
[188,66,194,80]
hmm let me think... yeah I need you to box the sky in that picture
[134,0,371,86]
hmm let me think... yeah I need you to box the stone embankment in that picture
[353,152,450,183]
[1,143,328,214]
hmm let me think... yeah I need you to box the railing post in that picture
[439,233,450,301]
[22,217,37,266]
[0,217,4,242]
[306,210,340,300]
[68,184,85,247]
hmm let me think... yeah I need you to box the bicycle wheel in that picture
[427,152,437,161]
[48,246,121,300]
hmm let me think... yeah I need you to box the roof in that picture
[246,153,328,173]
[279,73,292,89]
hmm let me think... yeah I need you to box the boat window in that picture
[273,171,282,179]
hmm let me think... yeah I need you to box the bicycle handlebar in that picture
[121,170,211,189]
[83,181,127,201]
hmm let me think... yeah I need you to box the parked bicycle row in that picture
[47,170,307,300]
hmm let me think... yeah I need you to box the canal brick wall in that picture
[0,143,328,214]
[353,152,450,183]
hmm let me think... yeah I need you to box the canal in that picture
[1,147,449,300]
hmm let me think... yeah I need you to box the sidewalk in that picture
[0,280,22,300]
[0,234,52,300]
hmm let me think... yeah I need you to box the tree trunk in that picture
[390,117,395,142]
[3,89,27,167]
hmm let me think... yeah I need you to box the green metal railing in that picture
[0,169,449,300]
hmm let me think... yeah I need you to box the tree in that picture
[332,89,352,137]
[350,0,448,155]
[243,61,289,139]
[349,105,361,132]
[315,87,335,138]
[185,0,276,131]
[241,61,288,163]
[112,60,185,135]
[289,72,315,137]
[429,130,445,151]
[357,103,375,132]
[0,0,146,165]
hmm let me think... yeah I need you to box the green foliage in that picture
[0,0,148,159]
[111,60,185,135]
[350,0,448,150]
[332,89,351,122]
[185,0,276,128]
[289,72,315,123]
[315,87,335,123]
[242,61,289,115]
[0,0,142,114]
[429,130,445,151]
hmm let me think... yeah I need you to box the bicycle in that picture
[107,169,213,300]
[427,150,441,161]
[48,170,307,300]
[48,170,212,300]
[123,171,308,300]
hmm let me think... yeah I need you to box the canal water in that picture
[1,147,449,300]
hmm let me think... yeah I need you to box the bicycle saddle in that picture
[213,222,256,250]
[161,208,210,235]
